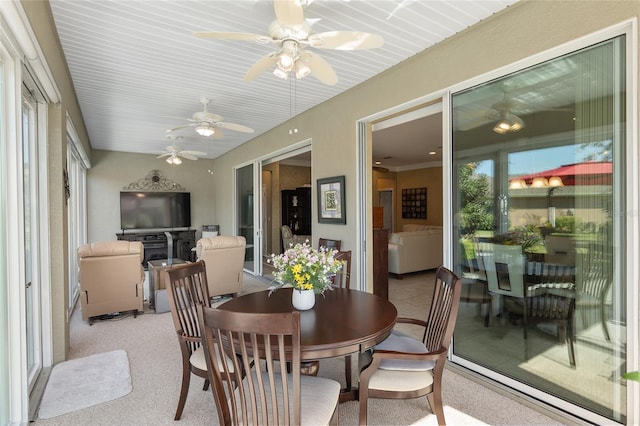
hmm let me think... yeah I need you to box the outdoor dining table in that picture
[218,287,398,401]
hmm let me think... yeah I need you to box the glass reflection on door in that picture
[452,37,626,423]
[236,164,255,273]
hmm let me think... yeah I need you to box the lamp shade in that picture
[548,176,564,187]
[530,177,549,188]
[294,60,311,79]
[509,178,527,189]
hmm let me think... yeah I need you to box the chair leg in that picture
[174,363,192,420]
[600,302,611,341]
[202,378,210,391]
[427,392,446,426]
[566,321,577,367]
[358,386,368,426]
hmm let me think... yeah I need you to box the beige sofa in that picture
[78,241,145,322]
[196,235,246,297]
[388,225,443,278]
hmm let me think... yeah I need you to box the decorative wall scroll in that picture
[402,187,427,219]
[123,169,186,191]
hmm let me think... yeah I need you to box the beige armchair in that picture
[281,225,311,252]
[77,241,144,323]
[195,236,246,298]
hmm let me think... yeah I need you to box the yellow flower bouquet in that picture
[267,241,344,294]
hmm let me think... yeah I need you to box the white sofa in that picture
[388,225,443,278]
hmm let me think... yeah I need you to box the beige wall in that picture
[87,150,219,242]
[209,0,639,291]
[396,167,443,231]
[373,167,444,232]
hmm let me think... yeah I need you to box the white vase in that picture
[291,289,315,310]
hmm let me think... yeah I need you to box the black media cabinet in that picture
[116,229,196,268]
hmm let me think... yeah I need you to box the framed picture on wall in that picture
[317,175,346,224]
[402,187,427,219]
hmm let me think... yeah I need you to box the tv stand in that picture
[117,229,196,268]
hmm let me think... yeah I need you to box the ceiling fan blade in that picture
[218,121,255,133]
[244,53,277,81]
[303,51,338,86]
[165,145,178,152]
[180,153,199,161]
[273,0,304,27]
[157,153,172,159]
[182,150,207,157]
[211,128,224,139]
[166,123,195,132]
[192,31,268,43]
[308,31,384,50]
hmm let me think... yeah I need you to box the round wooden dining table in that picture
[218,287,398,360]
[218,287,397,401]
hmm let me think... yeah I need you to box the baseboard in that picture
[446,362,589,426]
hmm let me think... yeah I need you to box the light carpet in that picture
[38,349,132,419]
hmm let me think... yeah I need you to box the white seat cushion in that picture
[234,371,339,425]
[368,368,434,392]
[375,331,435,371]
[190,345,245,373]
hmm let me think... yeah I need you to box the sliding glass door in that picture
[21,85,42,396]
[451,36,627,423]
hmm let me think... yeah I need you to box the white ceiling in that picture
[48,0,518,164]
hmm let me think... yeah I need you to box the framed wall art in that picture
[402,187,427,219]
[317,175,346,224]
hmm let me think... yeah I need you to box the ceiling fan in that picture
[192,0,384,85]
[167,98,255,138]
[457,93,528,133]
[157,136,207,165]
[487,95,526,134]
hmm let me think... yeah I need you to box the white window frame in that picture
[446,19,638,425]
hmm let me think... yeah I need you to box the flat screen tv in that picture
[120,191,191,230]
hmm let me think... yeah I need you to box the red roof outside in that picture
[511,161,612,186]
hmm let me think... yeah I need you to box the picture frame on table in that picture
[317,175,346,224]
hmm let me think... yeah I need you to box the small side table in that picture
[147,259,187,312]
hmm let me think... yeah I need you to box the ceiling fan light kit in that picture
[493,111,525,134]
[166,155,183,165]
[195,124,216,137]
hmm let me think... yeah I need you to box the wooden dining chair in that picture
[459,240,491,327]
[358,266,462,426]
[165,261,245,421]
[319,238,342,251]
[576,243,612,341]
[332,250,351,289]
[197,305,341,425]
[332,250,353,390]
